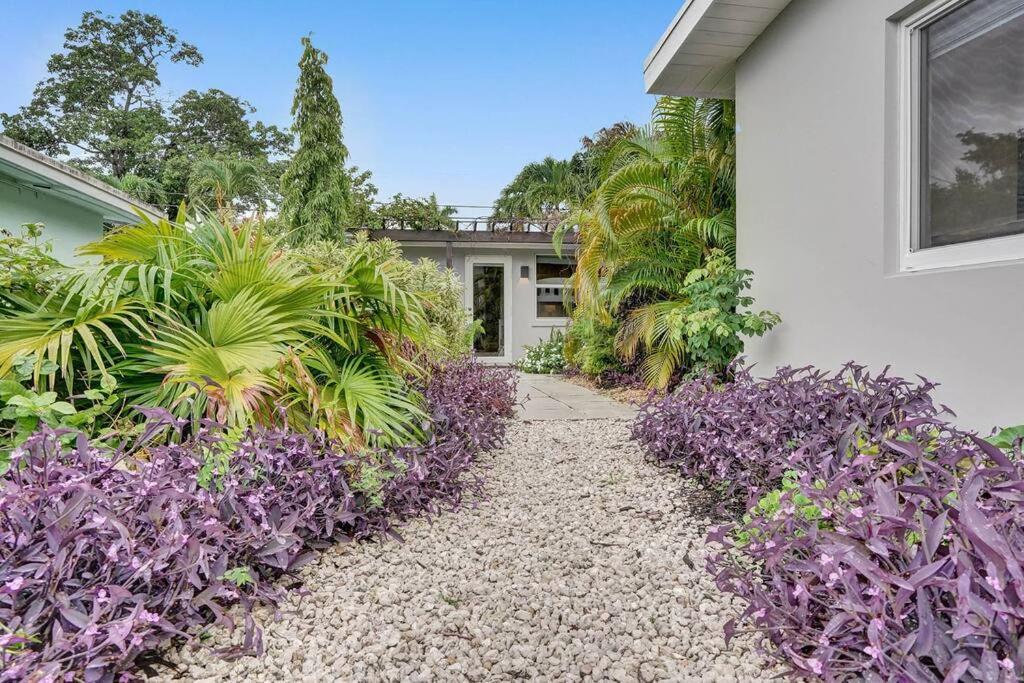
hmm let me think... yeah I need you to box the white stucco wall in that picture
[0,181,104,263]
[397,243,571,363]
[736,0,1024,432]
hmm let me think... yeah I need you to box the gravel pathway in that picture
[154,419,772,682]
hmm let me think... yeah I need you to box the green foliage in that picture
[0,213,433,449]
[0,10,202,179]
[220,566,255,588]
[279,36,350,243]
[296,233,475,359]
[374,193,457,230]
[987,424,1024,453]
[565,317,621,377]
[0,224,60,308]
[544,98,779,388]
[197,424,244,492]
[1,12,289,214]
[734,471,826,547]
[0,367,120,472]
[493,123,637,220]
[620,250,780,385]
[188,157,267,218]
[516,330,567,374]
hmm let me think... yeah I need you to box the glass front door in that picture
[471,263,505,357]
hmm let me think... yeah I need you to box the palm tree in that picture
[493,157,587,218]
[107,174,168,207]
[554,97,739,387]
[188,157,266,219]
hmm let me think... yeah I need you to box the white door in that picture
[464,255,511,364]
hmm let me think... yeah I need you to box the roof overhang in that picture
[644,0,792,99]
[0,135,164,224]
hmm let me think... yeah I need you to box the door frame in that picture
[464,254,512,364]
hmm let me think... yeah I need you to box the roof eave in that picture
[643,0,793,99]
[0,135,164,223]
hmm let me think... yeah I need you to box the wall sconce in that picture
[520,265,530,281]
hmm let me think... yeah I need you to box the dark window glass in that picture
[536,256,575,318]
[921,0,1024,248]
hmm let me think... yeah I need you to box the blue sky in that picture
[0,1,680,215]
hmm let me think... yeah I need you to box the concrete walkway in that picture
[515,373,636,421]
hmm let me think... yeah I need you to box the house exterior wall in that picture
[735,0,1024,431]
[394,243,571,363]
[0,181,104,263]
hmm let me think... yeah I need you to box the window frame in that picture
[533,254,574,322]
[898,0,1024,272]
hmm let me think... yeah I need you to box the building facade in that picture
[646,0,1024,430]
[0,135,163,262]
[370,227,576,364]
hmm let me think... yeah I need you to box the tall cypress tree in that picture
[280,36,350,242]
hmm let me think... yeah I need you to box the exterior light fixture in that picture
[520,265,530,281]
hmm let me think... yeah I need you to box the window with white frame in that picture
[900,0,1024,270]
[535,255,574,318]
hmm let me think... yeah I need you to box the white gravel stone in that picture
[149,418,776,682]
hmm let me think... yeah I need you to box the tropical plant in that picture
[556,97,737,315]
[493,156,586,219]
[634,364,1024,681]
[187,156,266,217]
[564,317,622,377]
[0,213,432,447]
[279,36,350,243]
[374,193,457,230]
[0,361,516,681]
[105,174,168,207]
[0,224,60,308]
[295,233,476,359]
[549,97,772,386]
[618,249,779,386]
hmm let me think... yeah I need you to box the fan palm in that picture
[0,212,430,447]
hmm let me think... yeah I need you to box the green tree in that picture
[493,157,582,219]
[375,193,457,230]
[162,89,291,215]
[0,10,202,178]
[188,157,266,218]
[280,36,351,243]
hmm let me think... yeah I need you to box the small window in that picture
[900,0,1024,270]
[535,255,574,318]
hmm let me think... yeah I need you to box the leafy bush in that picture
[0,223,60,310]
[0,361,516,681]
[632,363,1024,681]
[297,233,476,359]
[0,215,432,448]
[516,330,566,374]
[632,363,938,506]
[565,317,621,377]
[619,250,780,387]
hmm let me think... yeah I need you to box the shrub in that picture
[1,215,434,449]
[632,363,1024,681]
[515,330,566,374]
[632,363,939,506]
[297,233,476,359]
[618,250,780,388]
[565,317,621,377]
[0,361,516,681]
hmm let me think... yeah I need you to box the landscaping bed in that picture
[0,362,516,681]
[149,418,777,682]
[632,364,1024,682]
